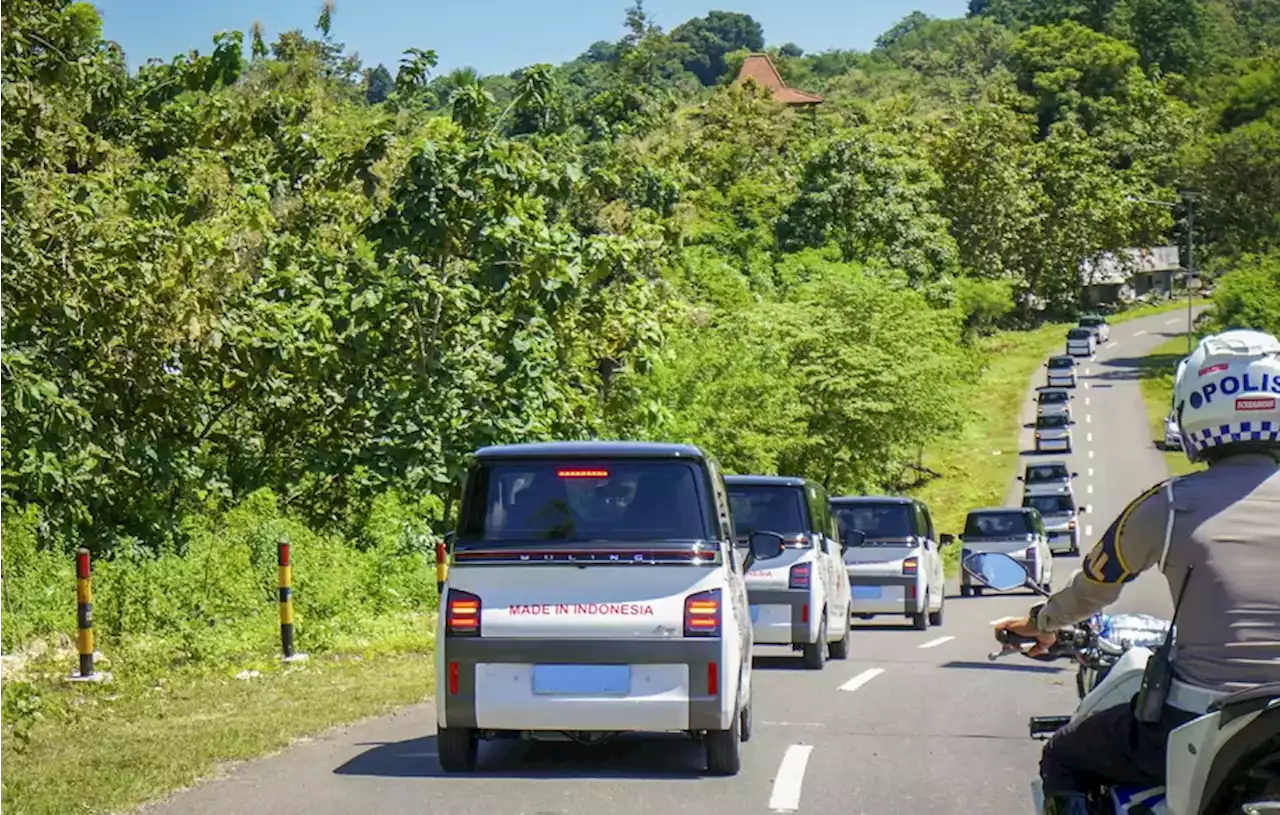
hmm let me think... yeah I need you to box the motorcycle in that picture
[963,552,1280,815]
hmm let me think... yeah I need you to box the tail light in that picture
[684,589,721,638]
[445,589,481,637]
[902,556,918,576]
[1035,432,1042,439]
[788,563,811,589]
[1024,546,1037,561]
[707,661,718,696]
[1067,520,1077,530]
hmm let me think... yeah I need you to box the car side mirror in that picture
[1016,475,1024,482]
[746,531,785,570]
[939,533,955,546]
[840,530,866,551]
[443,531,455,547]
[1071,472,1079,478]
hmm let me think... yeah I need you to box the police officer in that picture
[995,329,1280,815]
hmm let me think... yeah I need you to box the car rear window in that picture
[727,485,808,541]
[964,512,1030,537]
[1025,464,1070,483]
[458,460,710,542]
[1039,390,1069,404]
[1048,357,1074,370]
[1067,328,1092,339]
[1037,414,1070,428]
[1023,494,1075,515]
[1079,317,1104,327]
[831,503,914,541]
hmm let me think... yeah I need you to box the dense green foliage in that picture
[3,0,1278,658]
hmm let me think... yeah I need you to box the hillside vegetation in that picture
[4,0,1279,695]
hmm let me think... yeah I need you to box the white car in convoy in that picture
[1078,314,1111,343]
[1065,327,1097,357]
[1035,387,1074,419]
[1021,487,1086,556]
[1045,355,1078,388]
[829,496,949,631]
[958,507,1053,596]
[1034,413,1074,453]
[725,475,853,669]
[435,441,757,776]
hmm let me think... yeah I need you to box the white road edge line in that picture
[839,667,885,693]
[1166,318,1179,325]
[918,636,955,649]
[769,744,815,813]
[1105,341,1117,349]
[1135,330,1147,336]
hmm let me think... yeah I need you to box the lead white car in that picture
[436,441,756,776]
[958,507,1053,596]
[829,496,948,630]
[724,475,853,669]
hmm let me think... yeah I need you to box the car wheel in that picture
[928,592,944,627]
[706,708,742,776]
[739,698,753,743]
[912,592,930,630]
[972,586,985,597]
[828,615,851,660]
[437,726,479,773]
[802,617,828,670]
[960,584,972,598]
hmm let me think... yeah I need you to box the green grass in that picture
[911,297,1205,574]
[1136,333,1209,478]
[1,625,436,815]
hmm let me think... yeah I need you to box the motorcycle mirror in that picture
[840,529,866,551]
[961,552,1039,593]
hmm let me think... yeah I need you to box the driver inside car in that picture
[994,329,1280,815]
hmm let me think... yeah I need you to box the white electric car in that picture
[830,496,949,631]
[725,475,853,669]
[435,441,755,776]
[958,507,1053,596]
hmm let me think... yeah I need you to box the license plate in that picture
[532,664,630,696]
[750,605,760,622]
[853,585,883,600]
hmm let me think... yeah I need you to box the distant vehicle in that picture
[1018,461,1078,495]
[1034,413,1074,453]
[1035,387,1073,418]
[435,441,755,775]
[1164,410,1183,450]
[1066,327,1096,358]
[1021,490,1086,555]
[1078,314,1111,342]
[1045,355,1078,388]
[958,508,1053,596]
[829,496,949,631]
[725,475,853,669]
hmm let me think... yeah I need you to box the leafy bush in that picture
[1205,252,1280,336]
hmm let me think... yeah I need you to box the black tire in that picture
[829,615,851,660]
[912,593,929,631]
[437,726,479,773]
[802,617,828,670]
[706,711,742,776]
[739,698,753,743]
[960,584,972,598]
[972,586,985,597]
[928,592,944,627]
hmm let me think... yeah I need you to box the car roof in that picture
[1048,354,1076,362]
[1026,460,1070,469]
[724,474,808,488]
[1039,387,1071,395]
[473,441,706,460]
[829,495,915,505]
[967,507,1031,516]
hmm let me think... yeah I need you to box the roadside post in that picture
[278,539,308,663]
[69,548,110,683]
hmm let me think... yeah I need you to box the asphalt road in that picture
[142,310,1201,815]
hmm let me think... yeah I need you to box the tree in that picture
[876,11,933,49]
[1205,252,1280,336]
[365,63,393,103]
[671,10,765,85]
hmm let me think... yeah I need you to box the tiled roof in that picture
[736,53,823,105]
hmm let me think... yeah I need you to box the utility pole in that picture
[1125,191,1199,353]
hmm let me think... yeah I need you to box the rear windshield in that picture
[1023,494,1075,515]
[965,512,1030,537]
[1038,390,1069,404]
[1067,328,1093,339]
[1025,464,1070,483]
[1048,357,1075,370]
[1037,414,1070,428]
[727,485,808,540]
[832,503,914,541]
[458,460,710,542]
[1079,317,1105,327]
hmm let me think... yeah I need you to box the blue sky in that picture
[94,0,969,75]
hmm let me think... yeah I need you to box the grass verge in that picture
[912,297,1205,574]
[1,627,435,815]
[1136,333,1209,478]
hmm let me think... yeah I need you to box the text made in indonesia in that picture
[507,603,655,616]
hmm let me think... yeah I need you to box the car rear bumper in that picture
[1047,375,1077,387]
[1047,530,1077,552]
[439,637,725,733]
[846,574,922,615]
[747,587,814,645]
[1035,437,1071,451]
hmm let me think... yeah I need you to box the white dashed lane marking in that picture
[1089,450,1095,459]
[769,745,815,812]
[1105,342,1117,349]
[1087,432,1094,442]
[918,636,955,649]
[1086,414,1092,424]
[1135,330,1147,336]
[1087,483,1094,494]
[839,668,885,693]
[1088,467,1094,476]
[1166,318,1179,325]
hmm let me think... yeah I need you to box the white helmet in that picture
[1172,329,1280,463]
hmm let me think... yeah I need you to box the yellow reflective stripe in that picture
[279,602,294,625]
[1112,481,1167,579]
[77,627,94,656]
[278,565,291,589]
[76,577,92,605]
